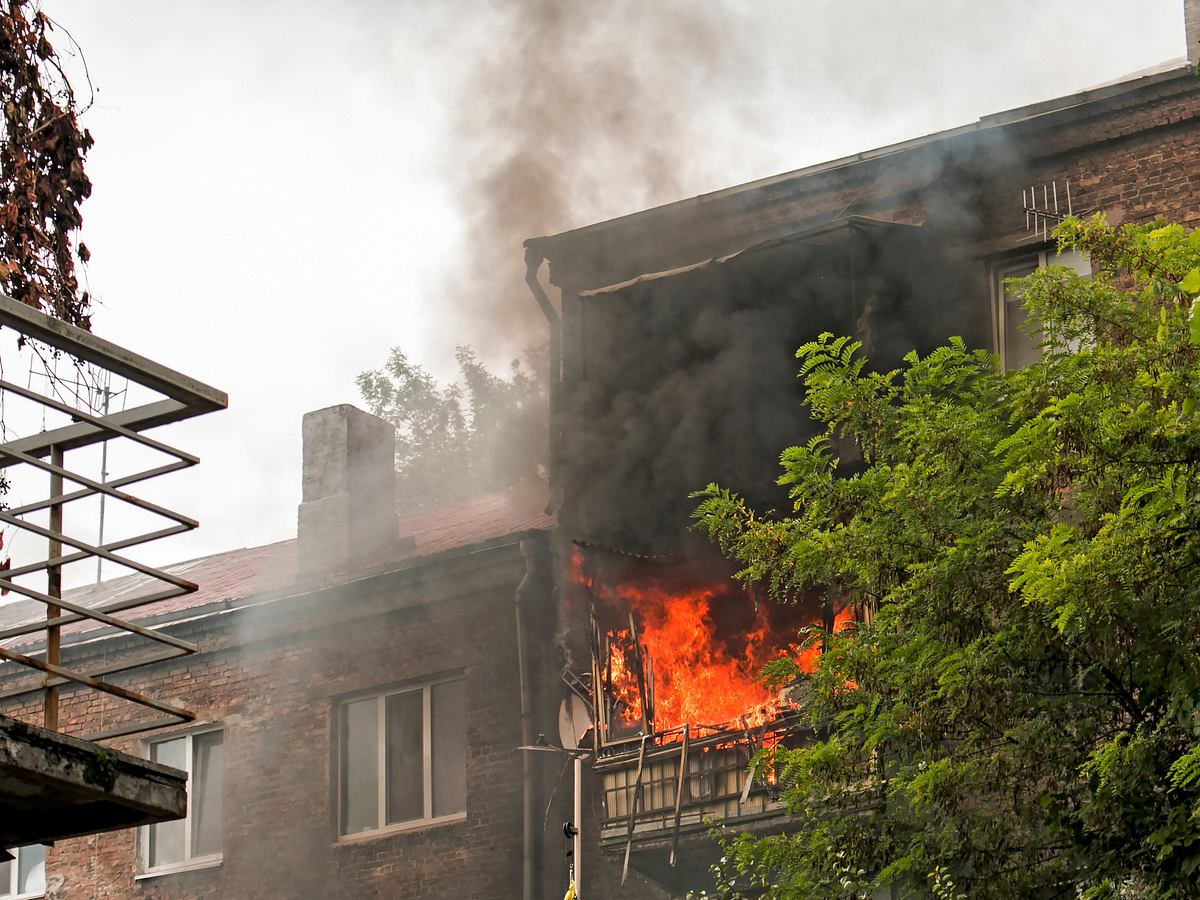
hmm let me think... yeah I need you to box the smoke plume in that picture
[436,0,769,358]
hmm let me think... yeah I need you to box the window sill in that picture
[336,812,467,845]
[135,855,222,881]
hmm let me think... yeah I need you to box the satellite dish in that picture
[558,694,592,751]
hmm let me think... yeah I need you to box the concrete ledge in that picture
[0,713,186,848]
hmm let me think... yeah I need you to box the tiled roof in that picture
[0,484,555,645]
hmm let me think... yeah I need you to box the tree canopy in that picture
[356,345,547,511]
[693,217,1200,898]
[0,0,92,327]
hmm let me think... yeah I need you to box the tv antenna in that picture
[1023,179,1073,242]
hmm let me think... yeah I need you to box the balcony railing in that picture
[0,294,225,739]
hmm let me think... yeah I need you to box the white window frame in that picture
[0,845,45,899]
[337,676,467,840]
[990,246,1091,371]
[137,726,223,879]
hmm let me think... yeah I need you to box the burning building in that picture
[0,22,1199,900]
[522,40,1200,896]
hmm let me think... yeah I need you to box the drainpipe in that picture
[515,539,541,900]
[524,244,561,504]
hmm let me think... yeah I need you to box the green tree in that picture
[693,217,1200,897]
[356,345,546,511]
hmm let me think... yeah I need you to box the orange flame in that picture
[573,548,853,736]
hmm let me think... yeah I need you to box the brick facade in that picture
[0,538,571,899]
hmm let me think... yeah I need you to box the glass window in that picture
[993,247,1090,371]
[142,729,224,873]
[998,259,1040,371]
[0,845,45,899]
[431,680,466,817]
[385,691,424,825]
[339,678,466,835]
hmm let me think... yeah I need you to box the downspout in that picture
[515,538,540,900]
[524,244,561,507]
[524,243,561,368]
[522,245,560,898]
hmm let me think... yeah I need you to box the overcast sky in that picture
[25,0,1189,574]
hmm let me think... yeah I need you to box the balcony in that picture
[0,294,225,852]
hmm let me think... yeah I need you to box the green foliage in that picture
[356,345,546,510]
[692,216,1200,897]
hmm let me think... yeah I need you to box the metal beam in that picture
[0,583,189,642]
[0,399,190,463]
[0,293,226,411]
[0,645,194,722]
[669,723,690,866]
[621,734,650,885]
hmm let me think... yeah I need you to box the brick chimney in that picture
[1187,0,1200,68]
[297,404,397,576]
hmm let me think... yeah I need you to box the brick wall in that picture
[0,537,608,900]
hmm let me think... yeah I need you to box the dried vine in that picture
[0,0,92,327]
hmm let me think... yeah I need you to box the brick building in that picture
[2,40,1200,900]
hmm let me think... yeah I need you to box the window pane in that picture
[16,845,43,895]
[341,698,379,834]
[386,691,424,824]
[149,738,186,867]
[1005,298,1041,370]
[431,680,466,817]
[191,732,223,857]
[151,735,186,769]
[1000,263,1039,371]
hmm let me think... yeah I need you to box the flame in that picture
[572,548,853,737]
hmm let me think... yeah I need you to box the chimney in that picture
[1188,0,1200,68]
[297,404,397,576]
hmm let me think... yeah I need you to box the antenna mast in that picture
[1022,178,1073,241]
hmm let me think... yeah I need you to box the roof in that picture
[0,484,555,647]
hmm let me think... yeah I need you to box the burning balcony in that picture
[567,544,852,889]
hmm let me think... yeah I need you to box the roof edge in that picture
[6,526,554,655]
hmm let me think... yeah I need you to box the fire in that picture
[571,547,854,738]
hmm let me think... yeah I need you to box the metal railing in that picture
[596,719,798,884]
[0,294,226,740]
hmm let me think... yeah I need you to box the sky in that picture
[16,0,1190,577]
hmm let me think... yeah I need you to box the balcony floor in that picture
[0,714,186,850]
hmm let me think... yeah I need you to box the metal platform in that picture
[0,293,224,849]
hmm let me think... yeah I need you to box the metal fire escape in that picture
[0,293,226,851]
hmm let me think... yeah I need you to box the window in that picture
[339,677,466,836]
[0,845,44,899]
[141,729,223,874]
[991,246,1090,370]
